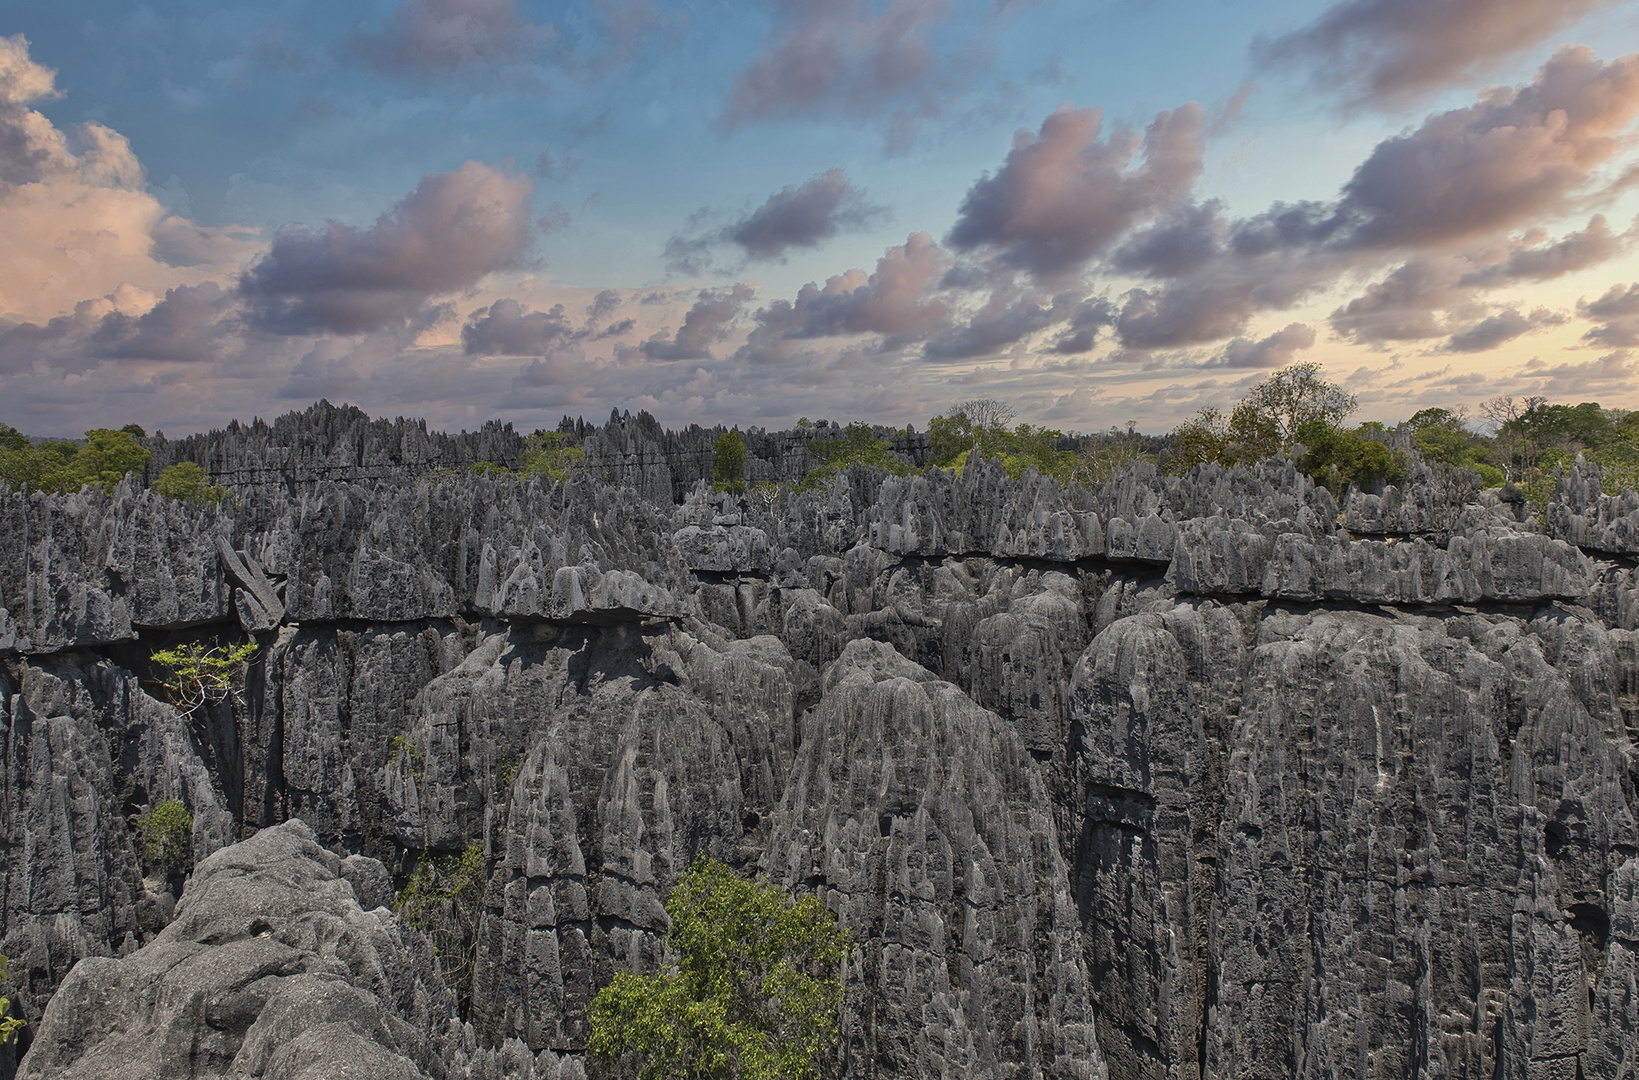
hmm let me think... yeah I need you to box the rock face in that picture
[16,819,575,1080]
[4,403,1639,1080]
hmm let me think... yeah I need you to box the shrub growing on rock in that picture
[154,461,227,504]
[149,639,259,718]
[590,857,851,1080]
[138,800,193,873]
[0,954,22,1045]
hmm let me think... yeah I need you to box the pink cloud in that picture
[1211,322,1317,368]
[947,102,1205,280]
[641,285,755,361]
[1337,47,1639,249]
[238,161,535,334]
[719,0,987,148]
[351,0,556,76]
[1257,0,1620,106]
[1580,282,1639,347]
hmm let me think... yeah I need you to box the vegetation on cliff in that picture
[590,858,851,1080]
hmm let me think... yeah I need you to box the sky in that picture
[1,0,1638,438]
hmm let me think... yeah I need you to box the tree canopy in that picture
[713,430,749,492]
[589,858,852,1080]
[1164,364,1397,494]
[154,461,227,504]
[0,427,151,495]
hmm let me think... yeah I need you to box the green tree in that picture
[154,461,227,504]
[73,428,154,493]
[0,954,23,1045]
[518,431,586,482]
[1166,363,1357,475]
[0,424,27,453]
[0,427,150,494]
[797,422,912,492]
[590,858,852,1080]
[713,431,749,493]
[1231,362,1355,454]
[1297,420,1408,497]
[1164,407,1235,474]
[926,399,1018,466]
[138,799,193,872]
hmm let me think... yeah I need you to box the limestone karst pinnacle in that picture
[2,400,1637,1079]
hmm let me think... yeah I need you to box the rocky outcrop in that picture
[16,819,578,1080]
[5,406,1639,1080]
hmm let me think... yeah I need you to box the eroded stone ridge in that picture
[3,407,1638,1080]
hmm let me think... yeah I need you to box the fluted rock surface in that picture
[17,819,578,1080]
[5,404,1639,1080]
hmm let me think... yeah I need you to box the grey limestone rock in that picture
[1547,461,1639,555]
[7,404,1639,1080]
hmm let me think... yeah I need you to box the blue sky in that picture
[2,0,1638,437]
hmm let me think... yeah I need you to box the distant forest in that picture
[3,363,1635,506]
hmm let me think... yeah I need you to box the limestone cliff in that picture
[3,402,1638,1079]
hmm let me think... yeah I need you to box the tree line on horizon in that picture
[4,369,1637,505]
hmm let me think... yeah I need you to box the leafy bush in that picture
[154,461,227,504]
[0,954,22,1045]
[796,422,911,492]
[397,844,487,1011]
[590,857,852,1080]
[1297,420,1408,497]
[138,799,193,872]
[150,639,259,718]
[518,431,586,483]
[390,734,425,780]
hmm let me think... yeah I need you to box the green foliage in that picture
[1297,420,1408,498]
[154,461,227,504]
[397,844,488,1010]
[468,460,509,477]
[796,422,912,492]
[0,424,27,453]
[995,423,1075,483]
[138,799,193,872]
[1165,407,1235,475]
[397,844,485,927]
[0,954,23,1046]
[590,857,852,1080]
[1166,364,1362,491]
[1233,362,1357,453]
[150,639,258,717]
[924,401,1084,483]
[390,735,425,780]
[713,431,749,492]
[120,423,147,437]
[1478,397,1639,497]
[518,431,586,483]
[926,412,975,467]
[73,428,154,493]
[0,427,151,494]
